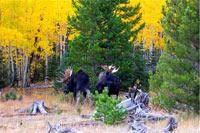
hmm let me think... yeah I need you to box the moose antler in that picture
[57,68,73,83]
[101,65,119,73]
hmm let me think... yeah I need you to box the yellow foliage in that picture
[0,0,74,63]
[129,0,166,49]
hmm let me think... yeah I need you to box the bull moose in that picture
[96,65,121,97]
[58,68,91,106]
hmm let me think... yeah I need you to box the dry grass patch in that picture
[0,88,199,133]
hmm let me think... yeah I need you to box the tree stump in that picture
[18,101,48,115]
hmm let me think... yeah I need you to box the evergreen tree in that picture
[149,0,199,113]
[0,50,9,88]
[132,46,149,91]
[67,0,145,90]
[48,55,60,80]
[53,54,70,93]
[92,88,127,125]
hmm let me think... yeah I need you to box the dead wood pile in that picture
[117,89,178,133]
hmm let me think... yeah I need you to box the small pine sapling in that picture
[18,94,22,101]
[9,89,17,100]
[5,92,10,101]
[92,88,127,125]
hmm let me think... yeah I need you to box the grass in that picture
[0,87,199,133]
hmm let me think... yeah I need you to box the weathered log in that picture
[25,85,54,90]
[162,116,178,132]
[80,114,93,119]
[18,101,48,115]
[131,120,149,133]
[116,98,134,110]
[47,121,71,133]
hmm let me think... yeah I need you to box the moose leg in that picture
[76,91,81,106]
[73,90,76,104]
[83,91,87,105]
[86,89,92,106]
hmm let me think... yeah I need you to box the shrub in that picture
[77,107,82,114]
[60,92,73,103]
[92,88,127,125]
[18,94,22,101]
[57,108,62,115]
[5,92,10,101]
[9,89,17,100]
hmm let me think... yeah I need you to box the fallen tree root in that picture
[117,89,178,133]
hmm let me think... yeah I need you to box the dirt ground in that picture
[0,87,199,133]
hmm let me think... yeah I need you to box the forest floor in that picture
[0,86,199,133]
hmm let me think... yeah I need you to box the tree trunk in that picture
[149,25,154,64]
[65,28,69,55]
[142,28,145,50]
[22,48,28,88]
[160,31,163,54]
[9,43,14,86]
[0,42,2,50]
[6,48,11,81]
[15,47,20,86]
[56,33,59,62]
[45,33,49,83]
[195,60,200,77]
[60,24,63,64]
[63,24,66,56]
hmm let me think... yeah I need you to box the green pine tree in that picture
[132,46,149,91]
[0,50,9,88]
[92,88,127,125]
[149,0,199,113]
[67,0,145,90]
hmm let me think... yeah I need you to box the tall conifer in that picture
[149,0,199,113]
[67,0,145,89]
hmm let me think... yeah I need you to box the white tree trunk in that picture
[149,25,154,64]
[9,43,14,86]
[22,48,28,88]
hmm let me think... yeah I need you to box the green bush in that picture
[9,89,17,100]
[77,107,82,114]
[92,88,127,125]
[57,108,62,115]
[18,94,22,101]
[5,92,10,101]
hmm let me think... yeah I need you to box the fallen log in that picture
[80,114,93,119]
[18,101,48,115]
[25,85,54,90]
[47,121,71,133]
